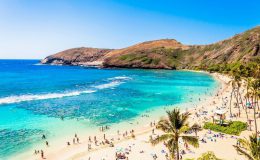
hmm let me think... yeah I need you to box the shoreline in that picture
[11,71,229,160]
[62,70,255,160]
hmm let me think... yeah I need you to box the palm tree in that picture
[229,80,236,117]
[252,64,260,112]
[234,73,242,117]
[191,123,202,137]
[230,68,244,118]
[151,109,199,160]
[233,134,260,160]
[245,78,253,130]
[250,79,260,138]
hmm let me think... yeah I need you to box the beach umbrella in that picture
[150,153,156,156]
[214,109,227,115]
[116,147,123,152]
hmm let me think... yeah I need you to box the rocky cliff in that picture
[41,26,260,69]
[41,47,112,66]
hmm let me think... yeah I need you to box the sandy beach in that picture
[19,72,259,160]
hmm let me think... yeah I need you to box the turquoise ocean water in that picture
[0,60,218,159]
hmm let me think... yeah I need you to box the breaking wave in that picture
[0,76,132,105]
[0,90,96,105]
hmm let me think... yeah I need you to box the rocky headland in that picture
[41,26,260,69]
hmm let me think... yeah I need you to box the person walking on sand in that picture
[88,144,91,151]
[41,150,44,159]
[77,137,80,143]
[45,141,49,147]
[153,154,157,160]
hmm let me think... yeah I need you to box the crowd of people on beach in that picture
[30,74,260,160]
[32,87,223,160]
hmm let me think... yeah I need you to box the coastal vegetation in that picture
[233,134,260,160]
[197,151,222,160]
[199,61,260,79]
[185,152,222,160]
[226,62,259,138]
[151,109,199,160]
[203,58,259,135]
[203,121,247,135]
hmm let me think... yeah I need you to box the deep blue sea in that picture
[0,60,218,159]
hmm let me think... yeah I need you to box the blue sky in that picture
[0,0,259,59]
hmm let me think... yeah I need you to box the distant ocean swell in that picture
[0,76,132,105]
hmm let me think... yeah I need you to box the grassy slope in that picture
[103,26,260,69]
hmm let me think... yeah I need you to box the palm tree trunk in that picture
[253,94,258,139]
[230,90,234,116]
[245,96,250,130]
[239,92,249,124]
[235,88,241,117]
[238,91,244,110]
[257,96,259,111]
[176,137,179,160]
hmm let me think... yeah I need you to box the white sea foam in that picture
[0,90,96,105]
[0,76,131,105]
[108,76,132,80]
[94,76,131,89]
[94,81,123,89]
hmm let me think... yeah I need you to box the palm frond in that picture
[166,138,177,159]
[249,134,260,160]
[182,135,199,148]
[238,138,250,149]
[156,119,172,133]
[179,125,190,133]
[233,145,254,160]
[166,108,191,131]
[151,133,172,146]
[181,112,191,126]
[167,109,180,130]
